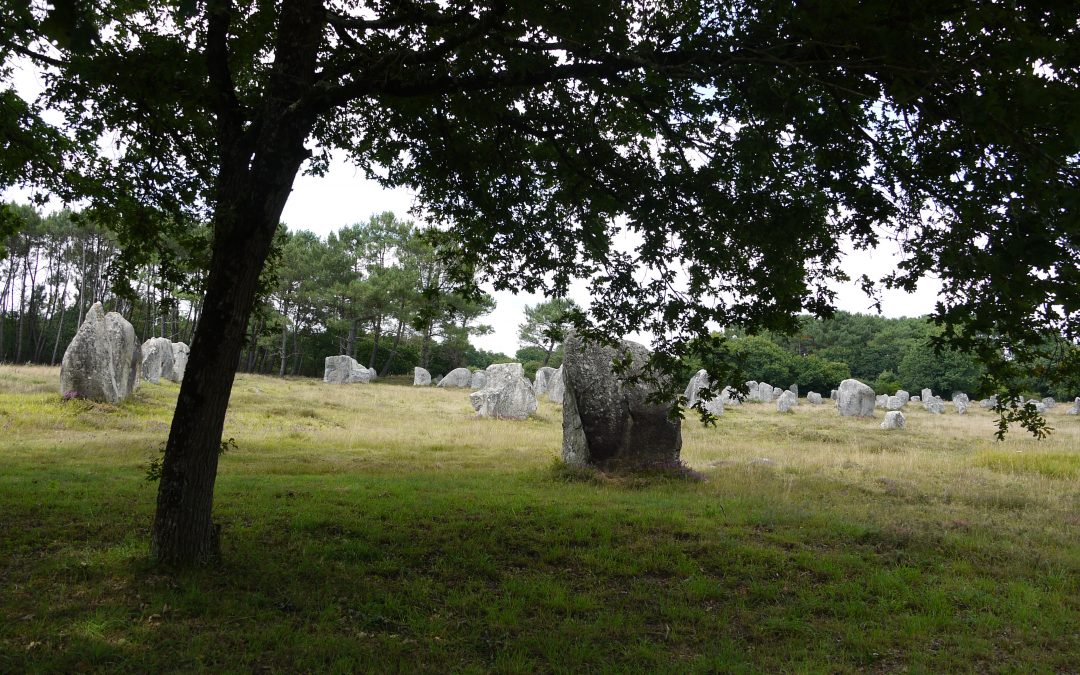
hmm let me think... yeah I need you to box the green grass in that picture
[1,364,1078,672]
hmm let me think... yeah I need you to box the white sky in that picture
[281,158,941,356]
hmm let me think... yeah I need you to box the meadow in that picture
[1,364,1078,672]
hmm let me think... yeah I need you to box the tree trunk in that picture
[150,0,323,565]
[543,339,555,366]
[368,316,382,370]
[419,321,433,369]
[379,318,405,376]
[346,317,357,358]
[278,306,289,378]
[50,292,67,365]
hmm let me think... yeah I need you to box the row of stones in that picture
[58,302,190,404]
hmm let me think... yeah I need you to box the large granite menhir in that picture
[836,378,875,417]
[469,363,537,420]
[437,367,472,388]
[60,302,141,403]
[142,337,176,384]
[561,334,681,469]
[323,355,373,384]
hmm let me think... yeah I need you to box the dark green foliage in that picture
[898,341,986,396]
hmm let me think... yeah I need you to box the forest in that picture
[0,203,509,379]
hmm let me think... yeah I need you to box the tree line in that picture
[0,203,508,377]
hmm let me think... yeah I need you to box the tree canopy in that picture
[2,0,1077,564]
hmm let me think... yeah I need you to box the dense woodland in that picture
[3,202,1073,400]
[0,203,508,378]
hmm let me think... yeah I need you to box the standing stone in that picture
[720,386,741,407]
[979,396,997,408]
[952,392,970,407]
[875,394,888,409]
[836,379,875,417]
[955,398,969,414]
[561,334,681,469]
[437,367,472,388]
[772,386,783,399]
[413,367,431,386]
[1029,401,1048,414]
[684,369,711,407]
[911,395,921,403]
[880,411,906,430]
[895,390,910,406]
[925,397,945,414]
[1066,397,1079,415]
[470,363,538,420]
[470,370,488,390]
[1041,397,1056,409]
[788,384,798,397]
[755,382,777,403]
[60,302,141,404]
[921,388,933,405]
[323,355,373,384]
[170,342,190,382]
[141,336,175,384]
[830,389,838,400]
[886,396,904,410]
[534,366,557,396]
[807,392,823,405]
[745,381,758,401]
[776,390,797,413]
[547,366,565,404]
[683,369,726,415]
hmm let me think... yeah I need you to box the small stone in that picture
[807,392,823,405]
[776,390,797,413]
[880,411,905,429]
[836,379,875,417]
[170,342,190,382]
[547,367,565,404]
[323,355,373,384]
[533,366,557,395]
[437,367,472,388]
[469,363,537,420]
[911,395,921,403]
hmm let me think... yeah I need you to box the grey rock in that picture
[170,342,189,382]
[684,370,731,414]
[1028,401,1048,414]
[880,411,906,430]
[830,389,838,400]
[955,399,969,414]
[836,379,875,417]
[60,302,141,404]
[470,370,488,390]
[925,397,945,414]
[886,396,904,410]
[437,367,472,388]
[141,337,175,384]
[921,388,933,405]
[323,355,373,384]
[895,390,910,405]
[1041,397,1057,409]
[788,384,798,397]
[807,392,823,405]
[470,363,538,420]
[952,392,970,407]
[979,396,997,409]
[776,390,797,413]
[561,334,681,469]
[413,367,431,386]
[911,395,921,403]
[534,366,557,396]
[772,386,783,399]
[548,367,565,404]
[875,394,888,409]
[1067,397,1079,415]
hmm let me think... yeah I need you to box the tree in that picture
[518,298,582,366]
[3,1,1077,564]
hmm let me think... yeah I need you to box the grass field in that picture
[1,364,1078,672]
